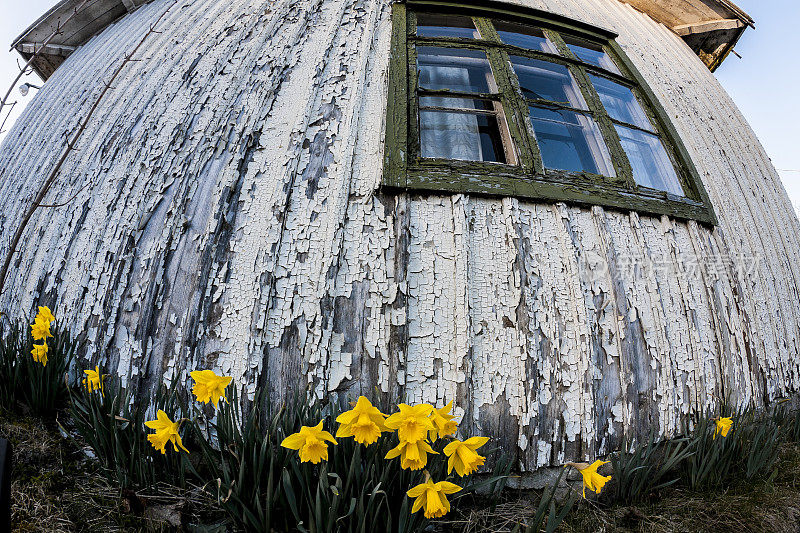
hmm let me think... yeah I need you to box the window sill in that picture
[385,164,717,225]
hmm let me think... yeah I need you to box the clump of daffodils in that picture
[29,306,55,366]
[277,396,491,520]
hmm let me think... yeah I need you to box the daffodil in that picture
[83,366,104,393]
[407,478,462,519]
[565,460,612,498]
[30,343,48,366]
[385,439,437,470]
[36,306,55,324]
[190,369,233,408]
[335,396,389,445]
[281,421,337,464]
[714,416,733,439]
[385,403,434,443]
[30,316,52,341]
[443,436,488,476]
[145,410,190,454]
[429,400,458,441]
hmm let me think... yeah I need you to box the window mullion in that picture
[473,17,541,173]
[407,13,422,164]
[545,29,635,187]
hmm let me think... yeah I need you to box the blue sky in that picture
[713,0,800,212]
[1,0,798,210]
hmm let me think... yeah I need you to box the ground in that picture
[4,408,800,532]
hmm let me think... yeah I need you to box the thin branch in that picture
[0,1,178,296]
[36,180,92,208]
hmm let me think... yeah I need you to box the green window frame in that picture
[383,1,717,224]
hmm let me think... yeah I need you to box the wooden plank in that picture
[673,18,744,36]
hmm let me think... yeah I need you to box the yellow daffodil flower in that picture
[385,439,437,470]
[30,316,52,341]
[83,366,104,394]
[566,460,612,498]
[714,416,733,439]
[31,343,48,367]
[335,396,389,445]
[407,478,462,519]
[385,403,434,443]
[190,369,233,408]
[36,306,55,324]
[145,410,190,455]
[443,436,488,476]
[281,421,337,464]
[428,400,458,441]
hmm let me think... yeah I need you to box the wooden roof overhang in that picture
[618,0,754,71]
[13,0,753,81]
[11,0,150,80]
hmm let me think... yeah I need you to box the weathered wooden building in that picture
[1,0,798,470]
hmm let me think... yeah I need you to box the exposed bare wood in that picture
[18,43,77,57]
[673,17,743,36]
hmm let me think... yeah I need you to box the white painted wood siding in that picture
[0,0,798,469]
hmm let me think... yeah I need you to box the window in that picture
[384,2,716,224]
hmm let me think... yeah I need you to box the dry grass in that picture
[2,411,133,532]
[441,445,800,533]
[560,444,800,533]
[1,410,224,532]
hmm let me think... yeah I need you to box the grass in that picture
[1,408,225,532]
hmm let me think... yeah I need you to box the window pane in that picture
[419,96,495,111]
[615,125,683,195]
[416,14,480,39]
[589,74,653,131]
[510,56,587,108]
[421,110,508,163]
[495,21,559,53]
[563,36,621,74]
[418,47,495,94]
[529,106,615,176]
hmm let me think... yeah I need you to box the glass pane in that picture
[615,125,683,195]
[563,36,621,74]
[495,21,559,53]
[589,74,654,131]
[529,106,615,176]
[416,14,480,39]
[418,47,495,94]
[510,56,587,108]
[419,96,495,111]
[421,110,508,163]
